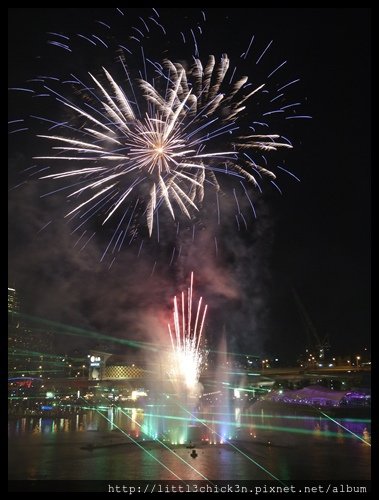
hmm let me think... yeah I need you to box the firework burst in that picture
[167,272,207,392]
[9,8,309,262]
[35,55,292,236]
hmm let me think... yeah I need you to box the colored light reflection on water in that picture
[8,401,371,481]
[9,402,371,446]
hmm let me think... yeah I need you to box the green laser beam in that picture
[317,409,371,446]
[79,397,185,480]
[178,408,371,423]
[113,403,213,483]
[174,401,285,484]
[11,312,156,351]
[140,412,366,440]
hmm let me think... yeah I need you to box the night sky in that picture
[8,8,370,360]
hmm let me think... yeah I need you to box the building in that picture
[8,286,54,378]
[87,350,146,382]
[8,287,19,316]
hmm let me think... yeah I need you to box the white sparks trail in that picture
[35,54,293,239]
[168,272,207,392]
[8,9,310,260]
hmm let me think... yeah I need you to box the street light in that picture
[356,356,361,367]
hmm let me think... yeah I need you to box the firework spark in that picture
[167,272,207,392]
[10,9,308,260]
[36,57,291,237]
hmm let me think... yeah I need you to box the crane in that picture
[292,288,330,361]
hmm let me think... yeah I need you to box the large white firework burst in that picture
[35,53,292,237]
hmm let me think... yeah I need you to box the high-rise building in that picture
[8,286,53,378]
[8,287,19,315]
[8,287,23,351]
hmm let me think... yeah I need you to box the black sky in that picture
[8,8,371,360]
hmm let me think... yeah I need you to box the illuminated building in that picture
[87,351,146,381]
[8,286,53,377]
[8,287,19,316]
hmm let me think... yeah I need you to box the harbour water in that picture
[8,402,370,481]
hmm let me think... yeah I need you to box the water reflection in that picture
[363,427,371,443]
[8,403,371,481]
[9,404,371,446]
